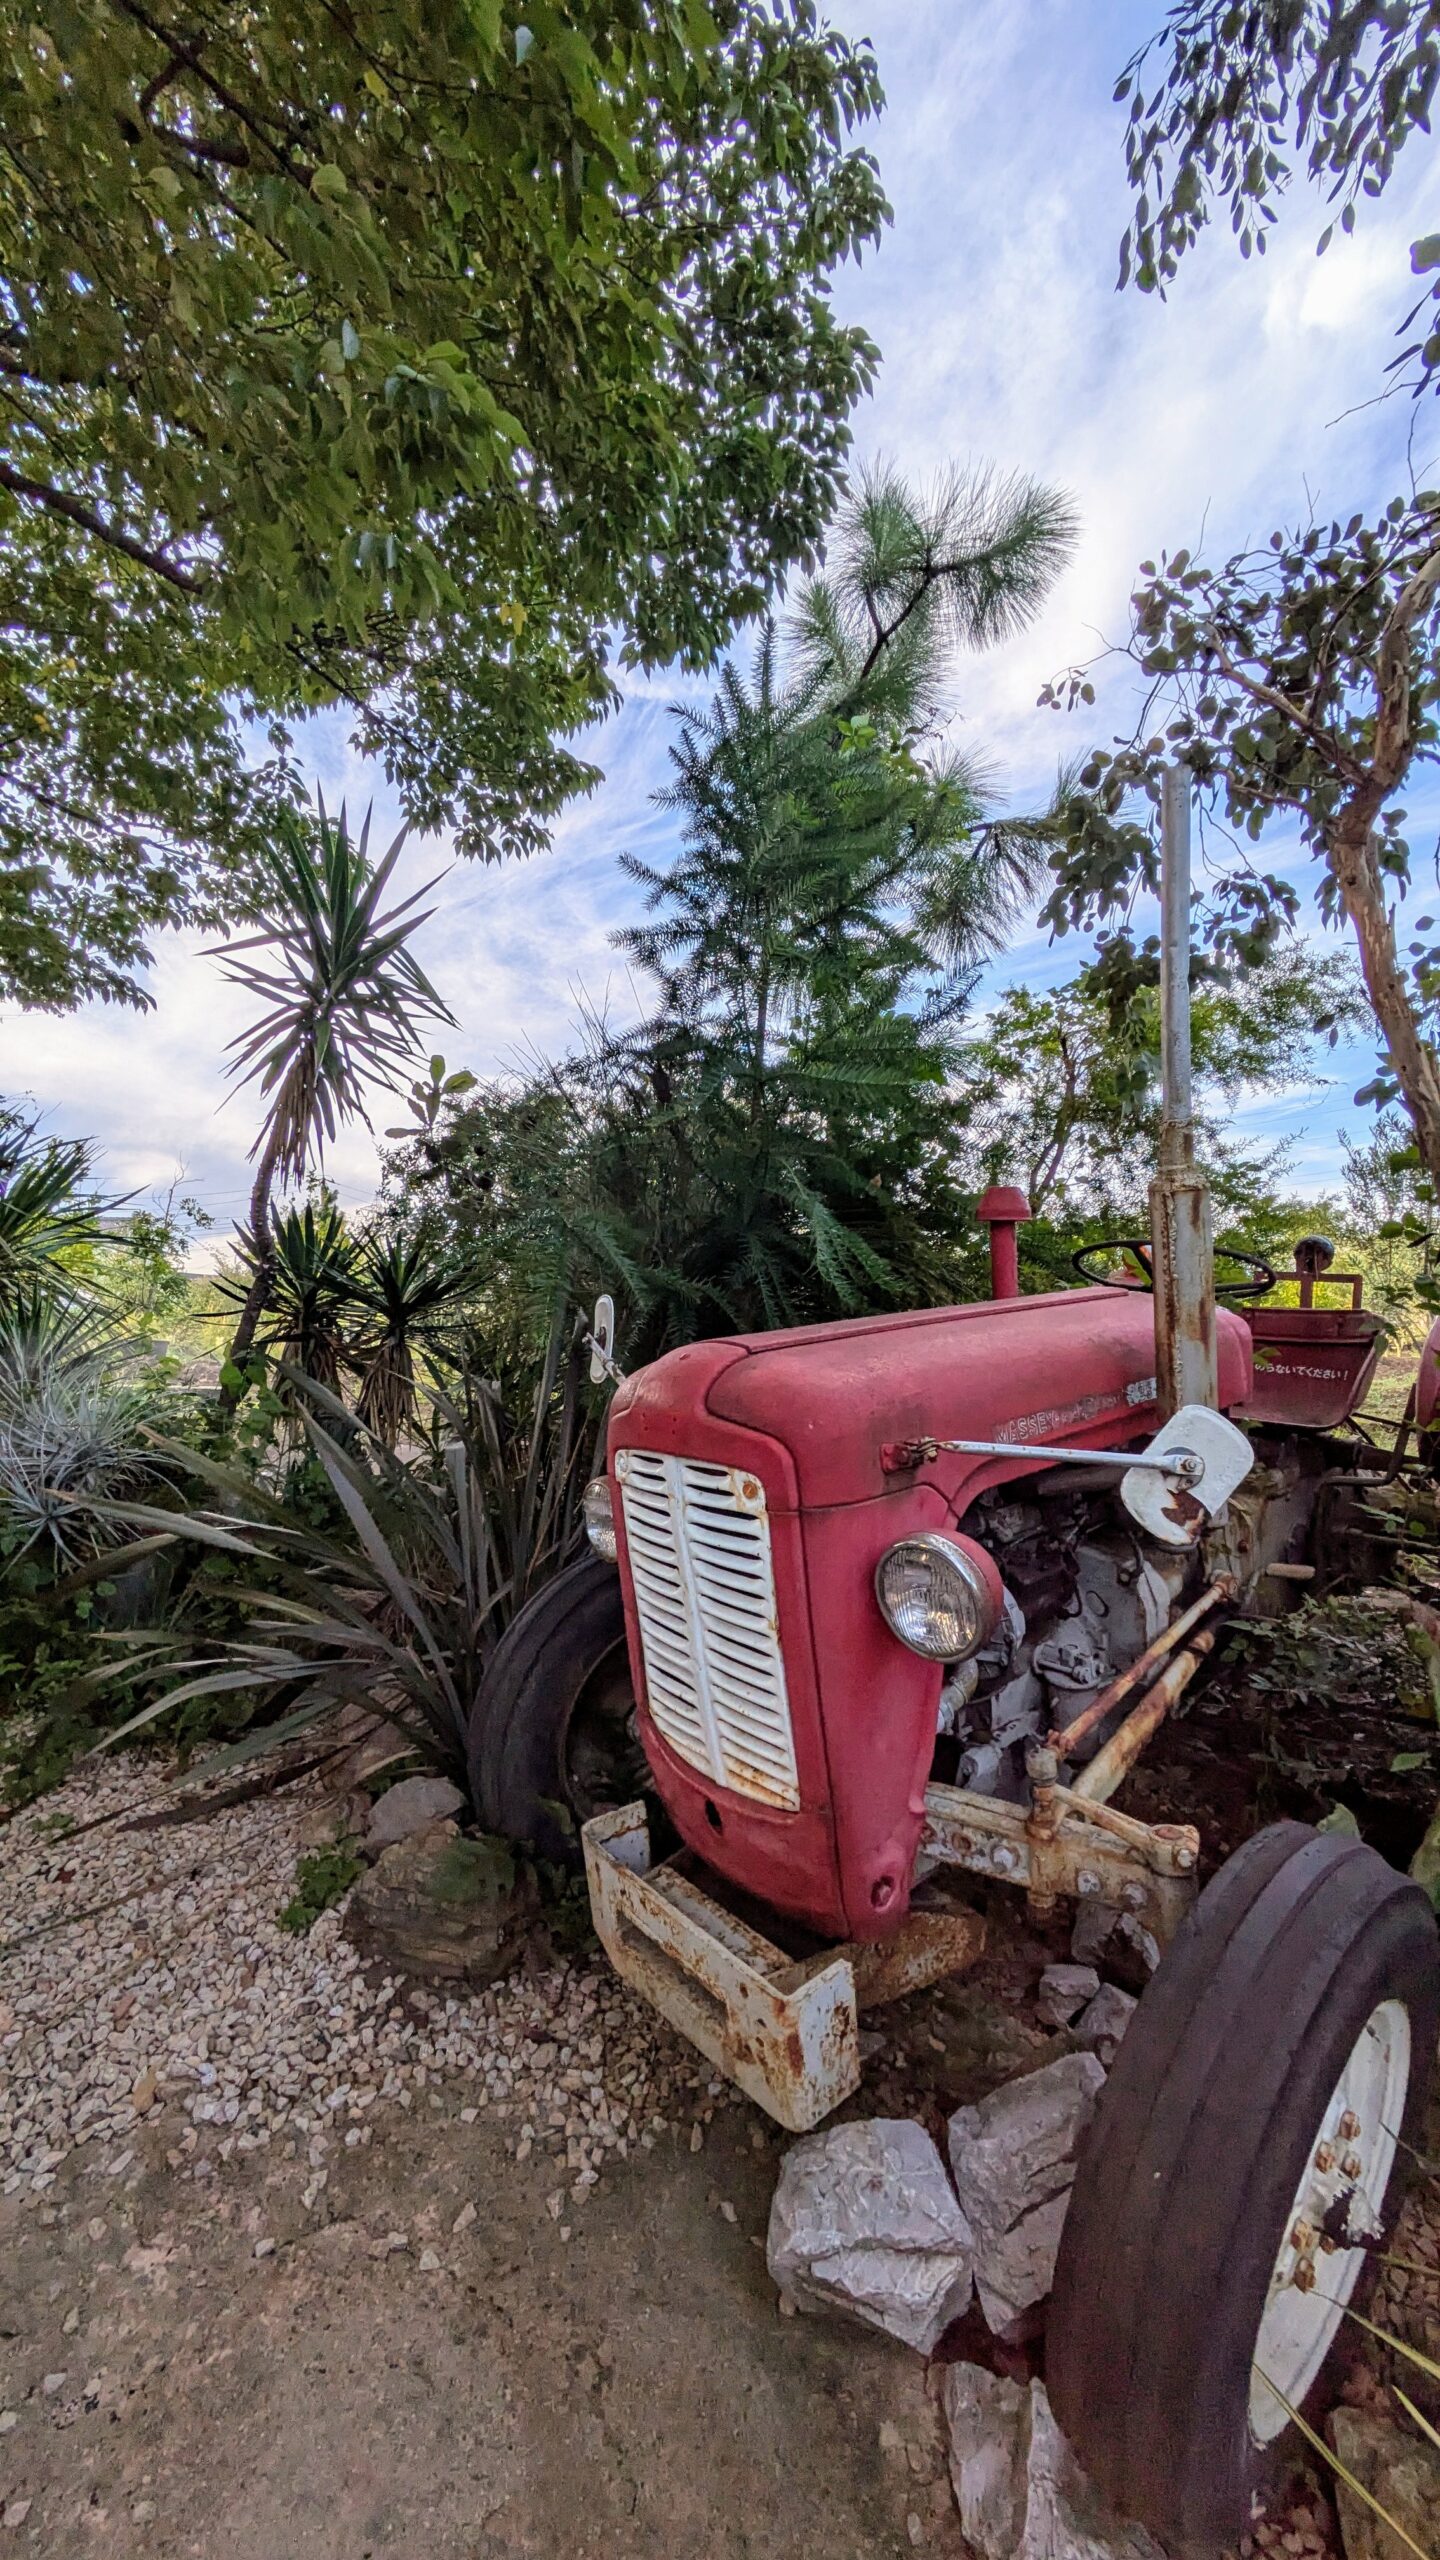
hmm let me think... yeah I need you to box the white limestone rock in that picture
[943,2366,1167,2560]
[946,2054,1104,2340]
[1072,1984,1136,2065]
[1035,1964,1100,2029]
[364,1774,466,1851]
[766,2118,974,2354]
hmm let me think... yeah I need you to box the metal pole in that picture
[1150,766,1218,1415]
[1158,764,1194,1176]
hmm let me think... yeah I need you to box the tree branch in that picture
[108,0,314,181]
[0,460,203,592]
[1205,632,1369,787]
[1373,543,1440,792]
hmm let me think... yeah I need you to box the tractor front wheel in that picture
[1047,1821,1439,2552]
[469,1555,649,1866]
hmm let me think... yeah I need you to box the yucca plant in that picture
[0,1117,112,1295]
[347,1220,483,1446]
[215,794,454,1401]
[218,1199,361,1397]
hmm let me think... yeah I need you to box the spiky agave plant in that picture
[92,1333,596,1795]
[0,1292,166,1564]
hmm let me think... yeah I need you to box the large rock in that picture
[1036,1964,1100,2029]
[943,2365,1166,2560]
[346,1827,537,1986]
[1328,2407,1440,2560]
[947,2054,1105,2340]
[1070,1903,1160,1993]
[365,1772,466,1851]
[1072,1984,1136,2065]
[767,2118,974,2354]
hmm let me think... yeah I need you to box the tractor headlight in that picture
[583,1474,617,1564]
[874,1533,1001,1662]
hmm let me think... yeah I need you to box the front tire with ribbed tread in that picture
[469,1554,638,1865]
[1047,1821,1439,2553]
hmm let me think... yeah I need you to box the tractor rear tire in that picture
[469,1554,642,1866]
[1047,1821,1439,2553]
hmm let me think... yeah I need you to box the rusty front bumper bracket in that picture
[583,1803,986,2132]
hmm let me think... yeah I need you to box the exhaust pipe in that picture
[1150,766,1218,1417]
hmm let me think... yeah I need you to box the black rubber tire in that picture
[1047,1822,1439,2554]
[470,1554,637,1865]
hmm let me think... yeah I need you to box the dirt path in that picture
[0,2084,964,2559]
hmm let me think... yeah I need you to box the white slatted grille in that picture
[616,1450,800,1810]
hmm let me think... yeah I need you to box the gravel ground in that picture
[4,1752,1433,2560]
[0,1755,726,2205]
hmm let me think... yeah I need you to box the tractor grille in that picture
[615,1450,800,1811]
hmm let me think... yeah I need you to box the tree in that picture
[960,941,1368,1225]
[0,0,888,1008]
[1116,3,1440,388]
[391,462,1076,1352]
[215,794,451,1398]
[1042,495,1440,1197]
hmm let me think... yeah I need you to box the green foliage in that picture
[383,1056,477,1146]
[217,1194,481,1435]
[218,797,453,1191]
[0,1,888,1008]
[0,1115,110,1292]
[218,793,455,1393]
[1041,496,1440,1190]
[0,1291,174,1563]
[1045,499,1440,950]
[1116,4,1440,387]
[277,1838,364,1935]
[95,1340,600,1798]
[961,941,1369,1224]
[221,1196,359,1392]
[389,463,1072,1356]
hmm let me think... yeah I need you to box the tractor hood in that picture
[612,1287,1253,1511]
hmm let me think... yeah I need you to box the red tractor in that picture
[471,789,1439,2552]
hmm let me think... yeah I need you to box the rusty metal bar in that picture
[1048,1577,1234,1757]
[1151,766,1219,1418]
[1067,1624,1219,1805]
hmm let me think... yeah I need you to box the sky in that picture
[5,0,1439,1257]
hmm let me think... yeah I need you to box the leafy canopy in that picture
[1117,4,1440,386]
[961,942,1368,1223]
[0,0,888,1007]
[1041,495,1440,1188]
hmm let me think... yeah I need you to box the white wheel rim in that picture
[1249,1997,1411,2445]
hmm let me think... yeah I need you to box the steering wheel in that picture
[1071,1237,1277,1303]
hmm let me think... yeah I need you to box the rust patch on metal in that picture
[849,1902,986,2009]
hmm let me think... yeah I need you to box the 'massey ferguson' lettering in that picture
[998,1378,1156,1443]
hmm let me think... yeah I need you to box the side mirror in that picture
[1120,1403,1254,1548]
[588,1294,617,1386]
